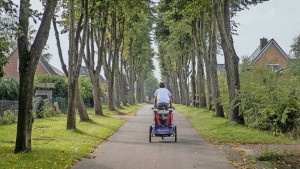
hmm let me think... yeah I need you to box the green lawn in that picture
[0,104,145,169]
[175,104,300,144]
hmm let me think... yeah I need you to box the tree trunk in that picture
[197,54,207,108]
[120,50,128,106]
[136,75,145,102]
[191,46,197,107]
[67,80,77,129]
[192,19,207,108]
[91,77,103,115]
[53,17,89,120]
[114,68,121,107]
[85,12,105,116]
[168,70,179,104]
[127,38,135,104]
[209,11,224,117]
[76,85,90,120]
[213,0,243,123]
[67,0,88,129]
[200,13,212,110]
[15,0,58,153]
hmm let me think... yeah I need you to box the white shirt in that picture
[154,88,171,103]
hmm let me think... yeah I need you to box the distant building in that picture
[217,64,226,74]
[248,38,290,71]
[79,66,106,84]
[3,48,63,79]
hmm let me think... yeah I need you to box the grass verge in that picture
[0,103,145,169]
[175,104,300,144]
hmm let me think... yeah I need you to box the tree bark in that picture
[213,0,243,123]
[103,9,124,110]
[127,38,135,104]
[209,10,224,117]
[192,19,207,108]
[76,85,90,120]
[53,17,89,120]
[15,0,58,153]
[85,10,106,116]
[200,12,212,110]
[120,46,128,106]
[67,0,89,129]
[191,44,197,107]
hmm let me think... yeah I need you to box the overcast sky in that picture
[21,0,300,80]
[232,0,300,59]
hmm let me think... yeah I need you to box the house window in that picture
[266,64,280,71]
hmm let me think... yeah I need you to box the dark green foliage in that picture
[0,77,19,100]
[0,38,9,78]
[34,75,68,98]
[145,74,158,100]
[79,76,93,106]
[239,66,300,135]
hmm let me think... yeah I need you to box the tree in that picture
[145,74,158,101]
[67,0,89,129]
[208,9,224,117]
[212,0,268,122]
[212,0,242,123]
[15,0,58,153]
[290,33,300,59]
[52,16,89,121]
[0,38,8,78]
[84,0,108,115]
[0,0,17,78]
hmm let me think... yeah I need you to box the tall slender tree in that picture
[15,0,58,153]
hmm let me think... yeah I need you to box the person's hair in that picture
[159,82,165,88]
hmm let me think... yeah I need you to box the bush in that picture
[239,67,300,134]
[33,98,60,118]
[0,110,16,125]
[43,101,59,117]
[34,75,68,98]
[0,78,19,100]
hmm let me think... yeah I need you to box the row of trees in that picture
[155,0,266,121]
[0,0,157,153]
[155,0,300,135]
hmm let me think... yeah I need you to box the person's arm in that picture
[154,96,157,107]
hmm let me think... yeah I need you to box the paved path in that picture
[72,105,233,169]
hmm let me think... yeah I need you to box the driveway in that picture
[72,105,233,169]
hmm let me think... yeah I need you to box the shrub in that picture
[0,78,19,100]
[43,101,59,117]
[34,75,68,98]
[239,66,300,134]
[0,110,16,125]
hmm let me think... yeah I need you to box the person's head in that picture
[159,82,165,88]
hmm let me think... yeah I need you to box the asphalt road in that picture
[72,105,233,169]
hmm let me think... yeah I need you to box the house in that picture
[3,48,64,79]
[79,66,106,84]
[217,64,226,74]
[249,38,290,71]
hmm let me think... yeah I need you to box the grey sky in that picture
[233,0,300,60]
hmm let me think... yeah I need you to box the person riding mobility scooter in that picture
[149,82,177,142]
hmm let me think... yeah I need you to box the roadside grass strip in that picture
[0,103,145,169]
[175,104,300,144]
